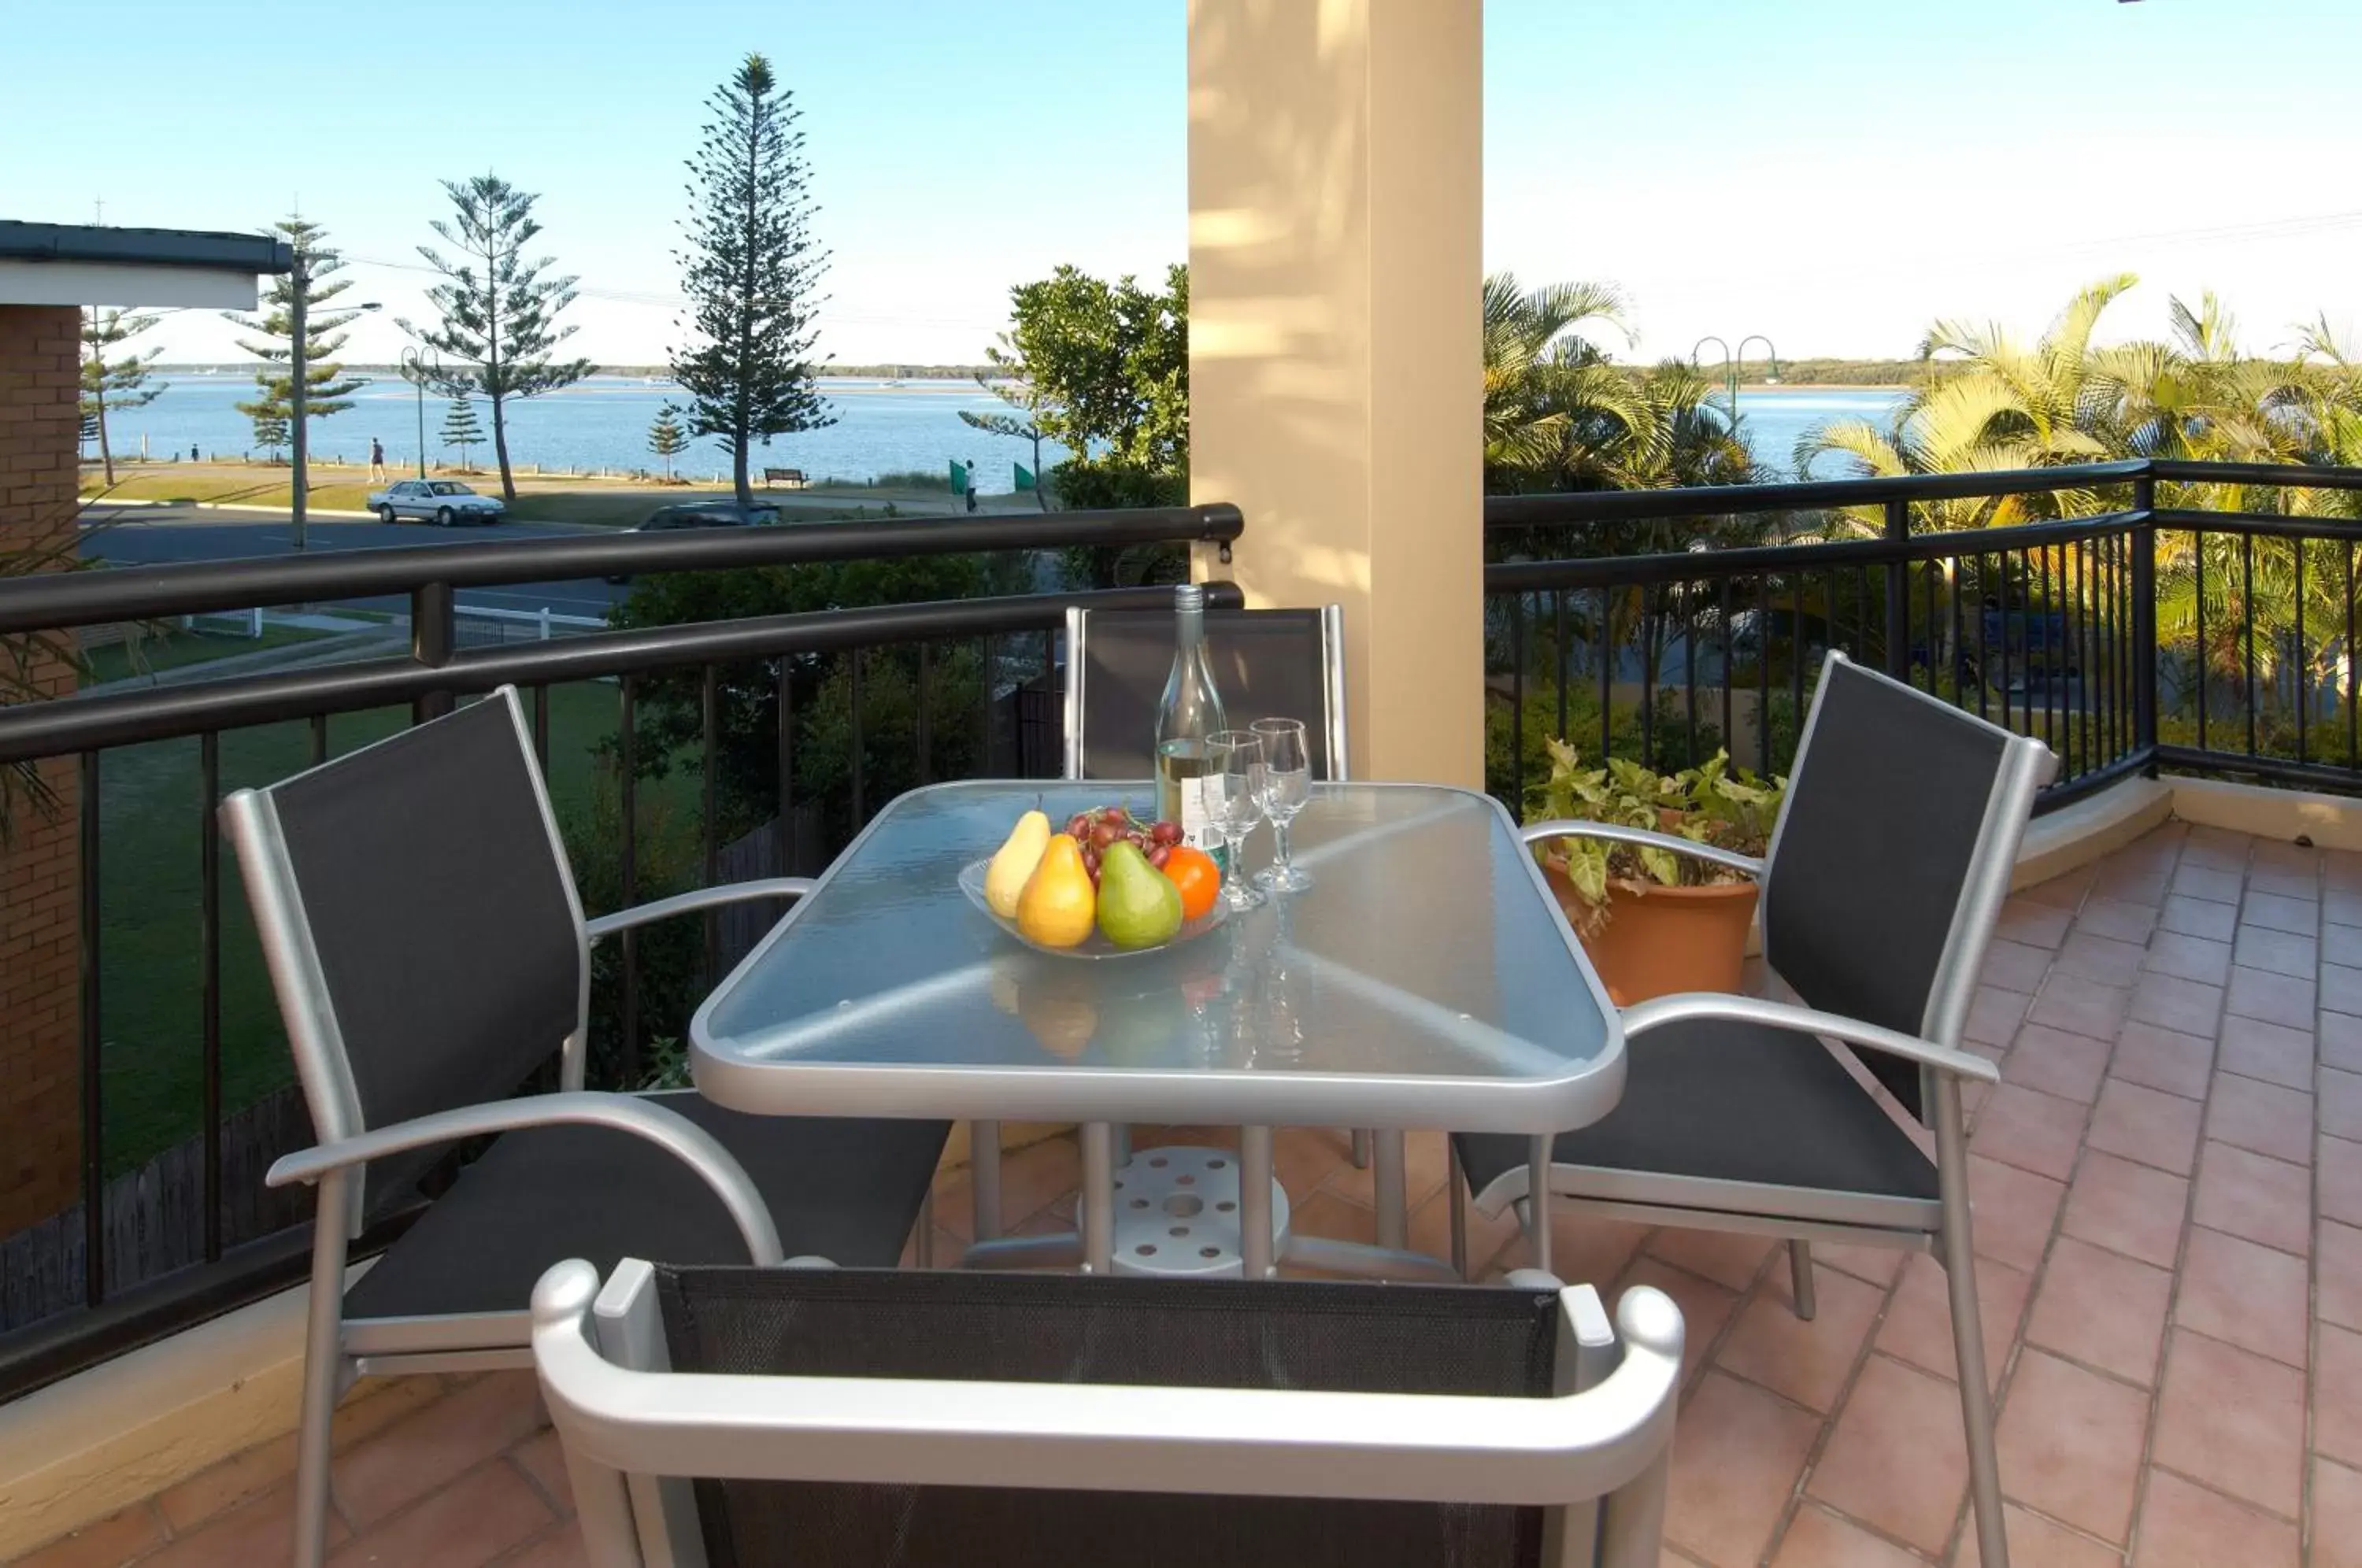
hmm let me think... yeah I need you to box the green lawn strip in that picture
[94,682,696,1174]
[80,625,330,686]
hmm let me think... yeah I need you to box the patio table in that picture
[690,779,1623,1279]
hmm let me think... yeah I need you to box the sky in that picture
[3,0,2356,369]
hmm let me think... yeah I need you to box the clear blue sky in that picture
[5,0,2356,367]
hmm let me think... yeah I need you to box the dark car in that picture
[606,500,783,583]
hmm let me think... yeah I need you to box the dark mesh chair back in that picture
[1760,660,2011,1119]
[657,1267,1560,1567]
[1072,606,1342,782]
[269,695,582,1206]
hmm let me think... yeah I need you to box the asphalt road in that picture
[78,503,627,619]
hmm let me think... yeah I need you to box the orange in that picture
[1161,845,1221,921]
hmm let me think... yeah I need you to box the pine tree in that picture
[222,218,368,463]
[669,54,833,507]
[441,398,486,472]
[646,405,690,481]
[251,409,291,460]
[80,309,166,486]
[402,174,595,502]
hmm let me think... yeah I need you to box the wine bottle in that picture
[1153,582,1228,869]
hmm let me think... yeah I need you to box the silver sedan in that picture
[367,479,506,526]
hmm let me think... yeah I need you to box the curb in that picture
[80,497,379,520]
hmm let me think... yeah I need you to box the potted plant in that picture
[1527,741,1786,1006]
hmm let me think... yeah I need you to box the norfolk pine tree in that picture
[959,329,1052,512]
[442,398,486,472]
[670,54,832,508]
[79,308,166,486]
[402,174,595,501]
[647,406,690,480]
[223,217,368,477]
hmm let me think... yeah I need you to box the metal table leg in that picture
[1238,1126,1275,1279]
[1080,1122,1116,1274]
[1371,1129,1409,1251]
[1526,1134,1554,1276]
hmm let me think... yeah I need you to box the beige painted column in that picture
[1187,0,1484,787]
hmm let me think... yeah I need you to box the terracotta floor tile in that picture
[1663,1370,1821,1568]
[2125,972,2223,1037]
[1642,1227,1774,1293]
[1876,1252,2030,1393]
[1616,1258,1738,1389]
[2180,829,2250,870]
[2031,972,2134,1041]
[491,1524,590,1568]
[2075,896,2159,945]
[1535,1211,1653,1289]
[328,1460,553,1566]
[2205,1073,2314,1166]
[1972,1082,2091,1182]
[2127,1468,2298,1568]
[1967,984,2034,1048]
[1406,1184,1522,1278]
[2190,1142,2312,1256]
[1270,1126,1353,1198]
[1768,1504,1925,1568]
[1717,1261,1883,1412]
[2327,923,2362,968]
[2171,864,2243,905]
[2023,1235,2173,1387]
[2312,1459,2362,1568]
[1968,1154,2068,1272]
[1807,1353,1972,1555]
[2315,1322,2362,1469]
[2060,1152,2190,1270]
[2239,890,2318,936]
[137,1481,348,1567]
[13,1503,165,1568]
[154,1376,446,1537]
[2003,1025,2113,1105]
[2337,882,2362,915]
[2327,962,2362,1018]
[1951,1503,2124,1568]
[2158,893,2238,943]
[1993,1349,2149,1544]
[2085,1078,2203,1174]
[2323,1066,2362,1142]
[2025,865,2100,908]
[1982,937,2057,994]
[2322,1136,2362,1228]
[1999,898,2075,949]
[2142,930,2233,986]
[2108,1022,2213,1101]
[331,1371,548,1529]
[1287,1189,1379,1249]
[509,1430,571,1514]
[2056,931,2148,988]
[2327,1009,2362,1072]
[2149,1329,2306,1518]
[1816,1241,1910,1287]
[1312,1129,1450,1213]
[2226,967,2316,1030]
[2323,1219,2362,1332]
[2216,1015,2316,1093]
[2233,924,2316,980]
[931,1132,1084,1241]
[2173,1227,2309,1368]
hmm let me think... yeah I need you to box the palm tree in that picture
[1481,274,1650,493]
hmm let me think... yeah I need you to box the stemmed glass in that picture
[1204,730,1268,911]
[1249,717,1312,893]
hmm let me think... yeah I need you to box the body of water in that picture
[99,372,1904,488]
[98,374,1073,488]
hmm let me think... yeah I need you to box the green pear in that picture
[1096,840,1184,949]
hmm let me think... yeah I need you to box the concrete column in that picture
[1187,0,1484,787]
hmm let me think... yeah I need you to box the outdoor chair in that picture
[1452,650,2053,1568]
[531,1256,1684,1568]
[221,688,951,1568]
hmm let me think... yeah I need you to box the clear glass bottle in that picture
[1153,582,1229,869]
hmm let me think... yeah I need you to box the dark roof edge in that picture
[0,222,295,275]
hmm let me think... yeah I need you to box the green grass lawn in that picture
[94,683,694,1174]
[81,625,329,686]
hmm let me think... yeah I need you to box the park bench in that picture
[761,467,808,488]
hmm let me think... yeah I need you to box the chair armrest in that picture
[1519,819,1764,879]
[1620,992,1999,1085]
[265,1092,784,1263]
[585,878,815,945]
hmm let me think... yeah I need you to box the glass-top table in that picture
[690,779,1625,1276]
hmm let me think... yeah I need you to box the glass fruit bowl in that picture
[957,860,1230,960]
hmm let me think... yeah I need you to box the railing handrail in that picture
[0,502,1244,634]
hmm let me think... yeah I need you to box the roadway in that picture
[76,502,627,619]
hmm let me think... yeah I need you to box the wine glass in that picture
[1203,730,1268,911]
[1249,717,1312,893]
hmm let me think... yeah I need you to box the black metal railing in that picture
[1483,458,2362,815]
[0,502,1240,1399]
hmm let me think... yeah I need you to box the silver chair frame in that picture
[223,687,831,1568]
[1463,650,2053,1568]
[533,1257,1684,1568]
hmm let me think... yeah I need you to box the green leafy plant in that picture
[1527,740,1785,936]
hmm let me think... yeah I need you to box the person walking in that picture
[368,438,387,483]
[964,457,979,514]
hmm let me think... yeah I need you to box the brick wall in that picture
[0,304,85,1239]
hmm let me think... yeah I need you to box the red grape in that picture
[1147,844,1172,869]
[1065,812,1092,837]
[1091,819,1123,849]
[1150,820,1183,845]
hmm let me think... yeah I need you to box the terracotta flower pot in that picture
[1541,860,1759,1008]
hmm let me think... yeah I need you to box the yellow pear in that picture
[983,808,1053,918]
[1015,834,1097,949]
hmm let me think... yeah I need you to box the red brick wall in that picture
[0,304,84,1237]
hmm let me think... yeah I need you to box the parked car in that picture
[368,479,506,527]
[605,499,783,583]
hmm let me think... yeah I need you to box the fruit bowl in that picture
[958,860,1229,960]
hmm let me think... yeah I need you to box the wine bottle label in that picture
[1179,781,1227,875]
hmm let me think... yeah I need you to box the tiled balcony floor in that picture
[15,820,2362,1566]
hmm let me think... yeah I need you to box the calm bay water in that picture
[104,373,1904,486]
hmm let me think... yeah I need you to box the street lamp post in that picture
[1690,333,1779,431]
[399,348,439,480]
